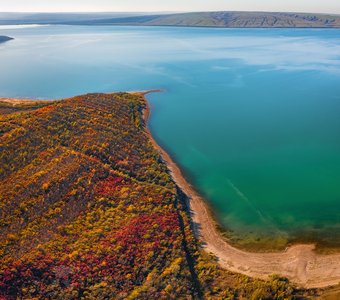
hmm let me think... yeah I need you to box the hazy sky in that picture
[0,0,339,14]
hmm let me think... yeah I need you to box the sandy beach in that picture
[139,91,340,289]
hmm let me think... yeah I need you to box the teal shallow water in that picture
[1,25,340,248]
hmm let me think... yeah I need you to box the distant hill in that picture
[2,11,339,28]
[73,11,340,28]
[0,36,13,43]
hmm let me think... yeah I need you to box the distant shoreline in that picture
[139,90,340,289]
[70,25,340,30]
[1,11,340,28]
[2,24,339,30]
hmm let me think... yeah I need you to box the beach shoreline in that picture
[2,92,340,289]
[139,90,340,289]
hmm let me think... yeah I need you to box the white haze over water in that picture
[1,26,340,244]
[0,24,48,30]
[19,28,340,74]
[0,26,339,98]
[2,26,339,70]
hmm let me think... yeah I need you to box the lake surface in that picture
[1,25,340,249]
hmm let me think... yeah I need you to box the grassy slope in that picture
[0,99,54,115]
[0,94,331,299]
[150,12,340,27]
[1,12,340,28]
[67,12,340,28]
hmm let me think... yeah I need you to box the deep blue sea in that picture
[1,25,340,248]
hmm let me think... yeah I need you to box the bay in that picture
[1,25,340,248]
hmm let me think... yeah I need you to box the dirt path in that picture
[139,91,340,289]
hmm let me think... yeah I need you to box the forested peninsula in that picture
[0,93,336,299]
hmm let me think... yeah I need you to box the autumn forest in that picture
[0,93,320,299]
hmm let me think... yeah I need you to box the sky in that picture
[0,0,339,14]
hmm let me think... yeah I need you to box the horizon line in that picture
[1,10,340,15]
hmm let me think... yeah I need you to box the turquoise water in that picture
[1,25,340,248]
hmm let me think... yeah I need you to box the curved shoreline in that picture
[139,91,340,289]
[2,92,340,289]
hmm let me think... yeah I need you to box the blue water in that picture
[1,25,340,248]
